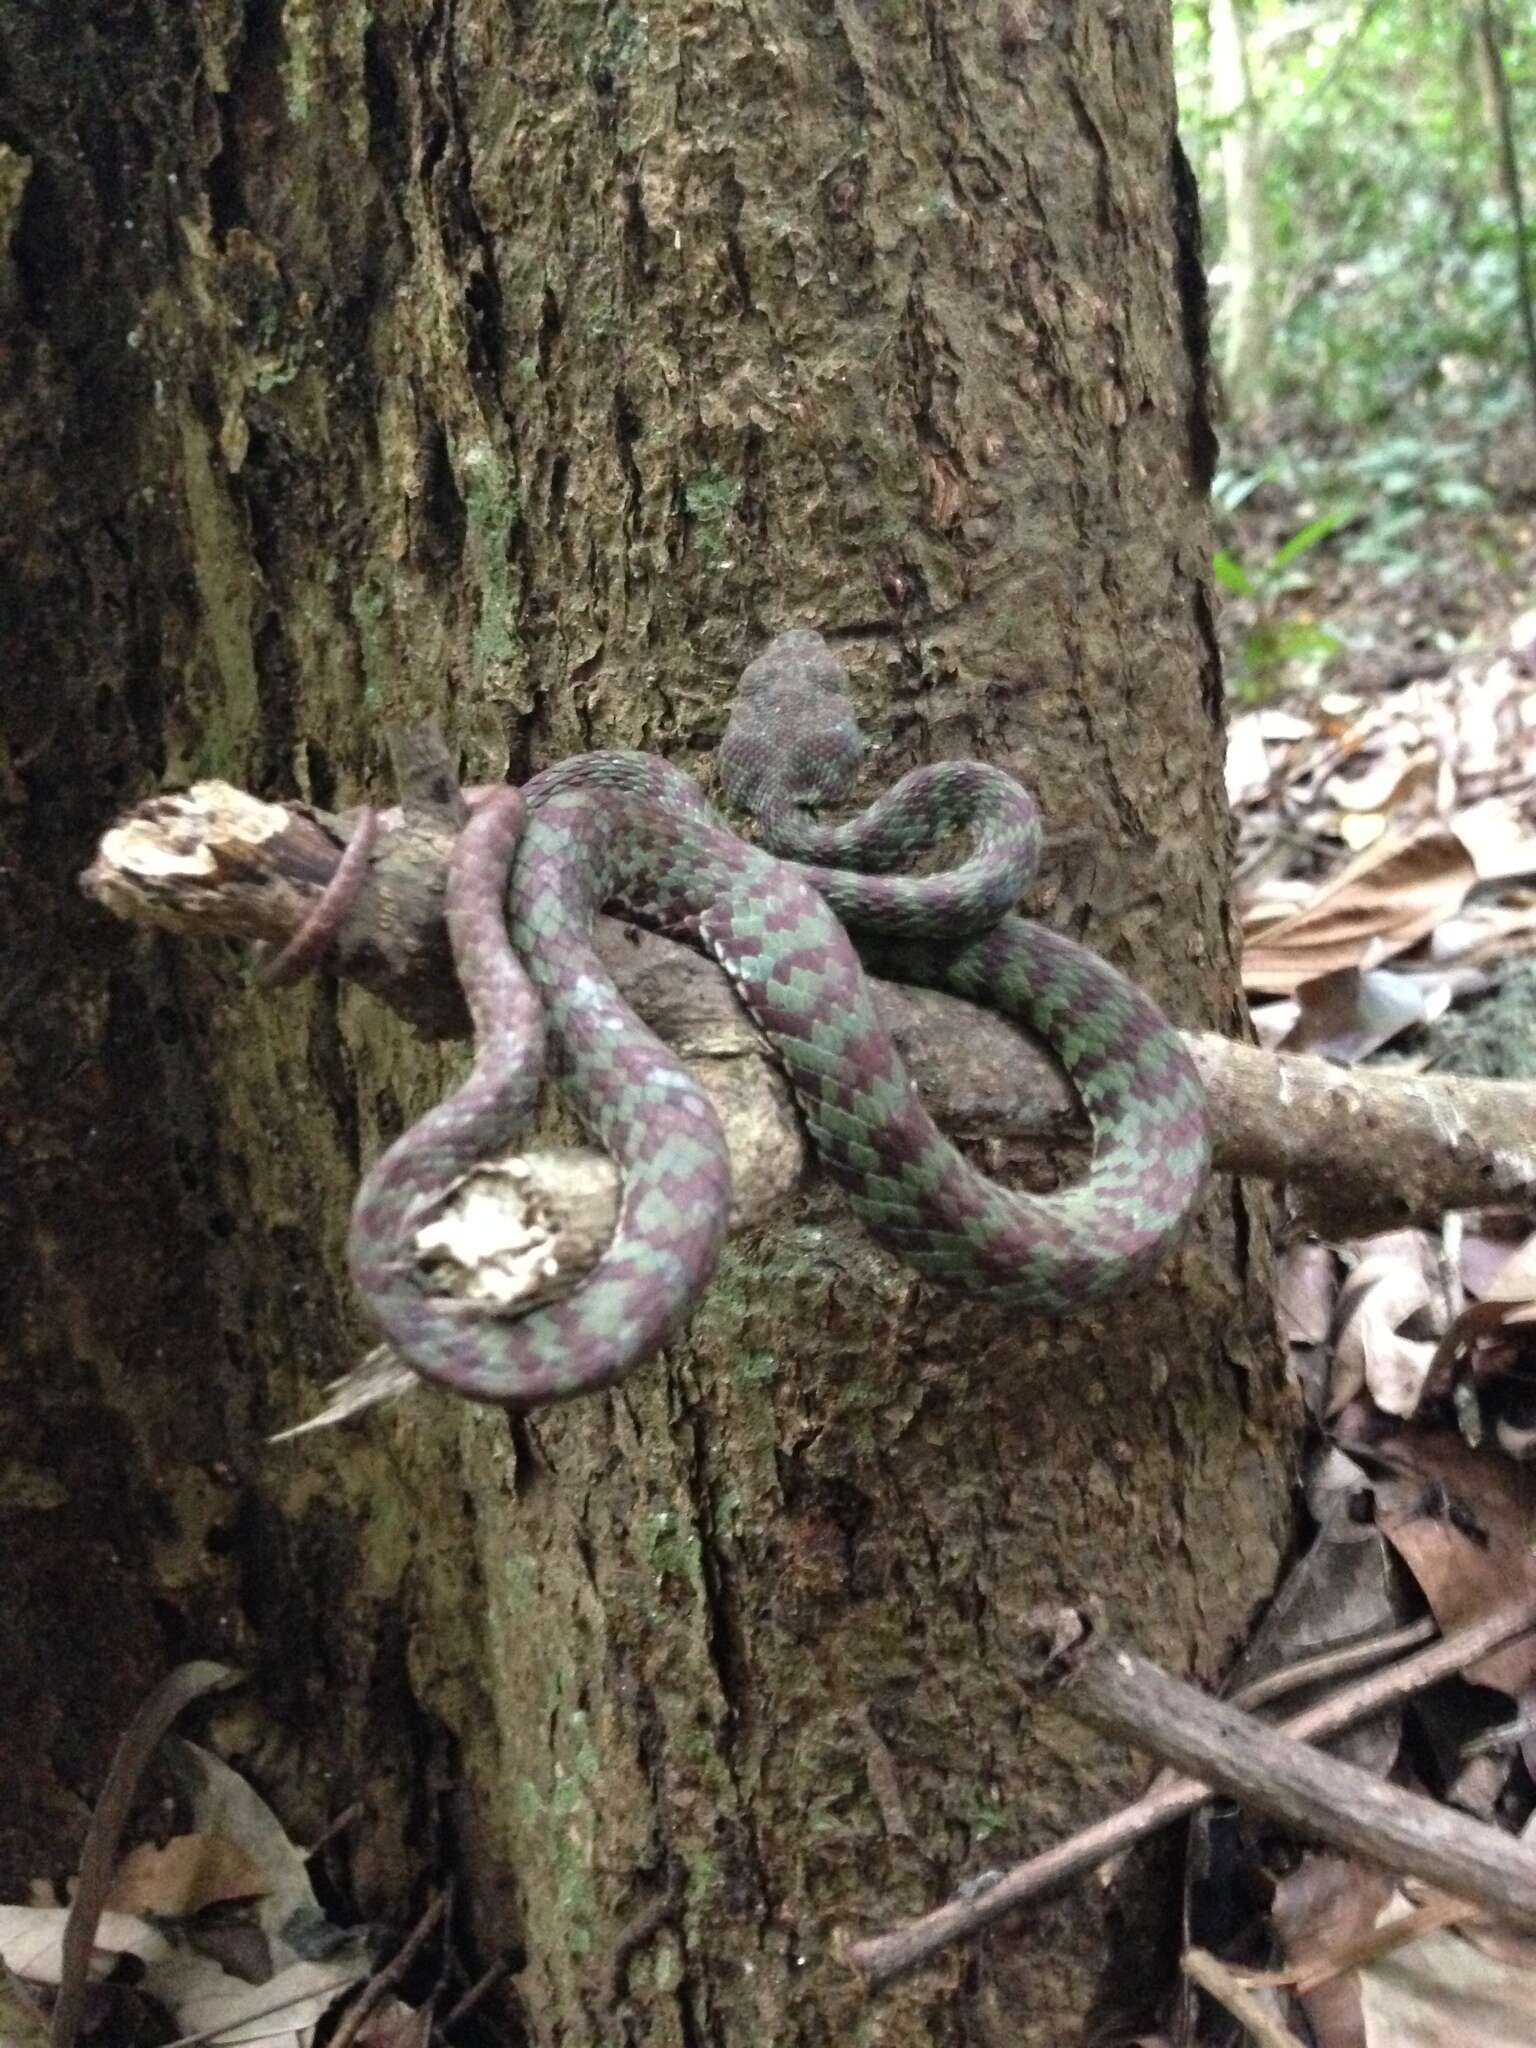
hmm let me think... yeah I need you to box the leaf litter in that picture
[0,1738,414,2048]
[1198,602,1536,2042]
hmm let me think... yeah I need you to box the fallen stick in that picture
[840,1593,1536,1987]
[1057,1621,1536,1932]
[1181,1948,1305,2048]
[327,1887,449,2048]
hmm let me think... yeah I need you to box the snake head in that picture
[720,628,865,815]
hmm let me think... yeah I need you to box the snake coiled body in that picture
[348,631,1211,1407]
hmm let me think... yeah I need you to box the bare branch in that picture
[1049,1617,1536,1934]
[841,1595,1536,1988]
[81,780,1536,1343]
[1181,1949,1305,2048]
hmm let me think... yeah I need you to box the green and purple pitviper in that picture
[344,630,1211,1406]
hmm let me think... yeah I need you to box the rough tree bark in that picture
[0,4,1287,2043]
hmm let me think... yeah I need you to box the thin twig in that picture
[1062,1631,1536,1933]
[304,1800,367,1862]
[438,1951,519,2033]
[1182,1948,1306,2048]
[1101,1614,1439,1878]
[52,1663,239,2048]
[842,1592,1536,1987]
[328,1888,452,2048]
[154,1972,366,2048]
[1232,1614,1438,1711]
[1266,1890,1474,1995]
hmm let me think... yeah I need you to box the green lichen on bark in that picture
[459,441,523,686]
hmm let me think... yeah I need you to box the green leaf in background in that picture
[1213,466,1269,513]
[1212,549,1255,595]
[1255,620,1345,664]
[1270,508,1353,571]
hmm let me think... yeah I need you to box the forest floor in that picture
[1171,412,1536,2044]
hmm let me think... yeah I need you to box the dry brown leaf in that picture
[1385,1877,1536,1972]
[1334,1417,1536,1677]
[160,1740,331,1963]
[346,1999,432,2048]
[1358,1891,1536,2045]
[1327,746,1438,815]
[1337,1238,1447,1392]
[148,1952,364,2048]
[1244,879,1321,931]
[1332,1252,1438,1419]
[1427,903,1536,967]
[1426,1299,1529,1394]
[1226,712,1277,806]
[1232,609,1536,1048]
[1459,1918,1536,1975]
[1374,1488,1536,1695]
[1461,1223,1536,1300]
[1250,998,1300,1049]
[1381,1520,1536,1697]
[1345,1423,1536,1541]
[1293,1890,1476,1996]
[1280,965,1446,1064]
[1335,1233,1444,1313]
[106,1834,269,1918]
[1450,798,1536,883]
[1337,811,1388,851]
[1272,1852,1389,2047]
[1243,826,1478,996]
[1480,1233,1536,1306]
[1279,1243,1339,1347]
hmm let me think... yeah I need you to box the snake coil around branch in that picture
[324,629,1211,1408]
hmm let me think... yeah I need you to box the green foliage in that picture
[1212,491,1348,698]
[1176,0,1536,439]
[1216,422,1496,584]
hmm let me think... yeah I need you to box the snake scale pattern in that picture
[347,630,1211,1407]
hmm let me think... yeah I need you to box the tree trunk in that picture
[0,3,1285,2042]
[1470,0,1536,430]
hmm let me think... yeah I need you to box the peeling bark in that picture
[1,4,1286,2042]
